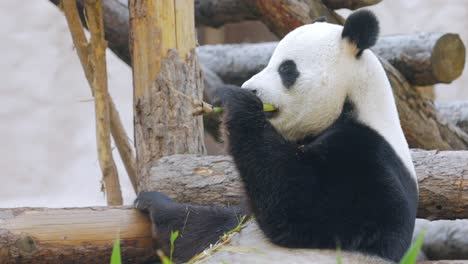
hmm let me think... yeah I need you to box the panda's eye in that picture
[278,60,299,88]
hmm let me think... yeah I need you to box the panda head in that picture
[242,10,381,141]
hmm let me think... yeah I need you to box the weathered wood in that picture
[191,219,468,263]
[195,0,258,28]
[128,0,206,183]
[0,208,466,263]
[49,0,468,150]
[415,219,468,260]
[436,101,468,134]
[57,0,137,194]
[199,32,466,87]
[49,0,466,86]
[372,33,466,86]
[381,59,468,150]
[0,207,155,264]
[143,151,468,220]
[412,150,468,220]
[322,0,382,10]
[62,0,123,205]
[190,221,393,264]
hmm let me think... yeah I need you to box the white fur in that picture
[241,22,417,182]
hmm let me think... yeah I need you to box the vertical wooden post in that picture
[129,0,206,190]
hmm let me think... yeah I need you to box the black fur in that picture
[135,192,246,262]
[278,60,300,88]
[312,16,327,23]
[136,85,417,262]
[214,85,417,261]
[342,10,379,57]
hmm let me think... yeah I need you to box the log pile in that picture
[48,0,468,150]
[4,0,466,263]
[2,208,468,264]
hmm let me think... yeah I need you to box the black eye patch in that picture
[278,60,300,88]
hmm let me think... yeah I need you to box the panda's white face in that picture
[242,20,416,179]
[242,22,356,140]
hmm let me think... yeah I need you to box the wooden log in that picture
[382,60,468,150]
[48,0,466,86]
[48,1,468,150]
[195,0,258,28]
[1,209,466,263]
[322,0,382,10]
[141,151,468,220]
[436,101,468,134]
[372,33,466,86]
[0,207,155,264]
[415,219,468,260]
[198,32,466,86]
[189,220,468,263]
[128,0,206,182]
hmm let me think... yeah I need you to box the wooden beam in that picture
[0,207,155,264]
[128,0,206,183]
[1,207,467,263]
[372,33,466,86]
[142,151,468,220]
[198,32,467,87]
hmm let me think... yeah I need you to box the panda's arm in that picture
[217,86,309,221]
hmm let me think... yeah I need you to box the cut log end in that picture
[432,33,466,84]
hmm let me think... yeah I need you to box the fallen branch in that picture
[62,0,123,205]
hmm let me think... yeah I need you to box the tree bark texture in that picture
[129,0,206,184]
[436,101,468,134]
[0,209,466,263]
[381,59,468,150]
[0,207,155,264]
[142,151,468,220]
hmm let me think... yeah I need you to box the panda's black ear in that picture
[341,10,379,57]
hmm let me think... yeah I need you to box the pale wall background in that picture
[0,1,466,207]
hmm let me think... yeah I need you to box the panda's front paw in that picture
[134,191,175,215]
[213,84,263,115]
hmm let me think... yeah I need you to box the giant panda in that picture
[135,9,418,263]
